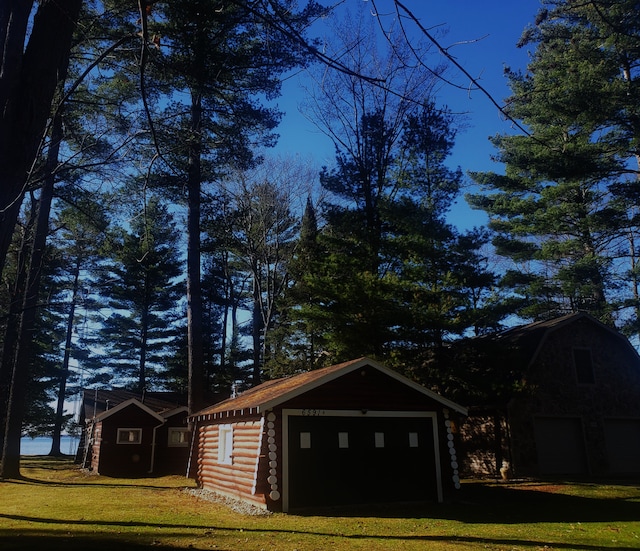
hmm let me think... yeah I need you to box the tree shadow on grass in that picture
[293,480,640,524]
[0,533,224,551]
[2,476,189,491]
[0,515,637,551]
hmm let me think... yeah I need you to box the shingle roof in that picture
[80,388,186,421]
[473,312,634,368]
[191,357,468,420]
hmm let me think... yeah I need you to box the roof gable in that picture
[81,389,187,420]
[94,398,165,423]
[490,312,639,368]
[161,406,189,419]
[192,357,467,419]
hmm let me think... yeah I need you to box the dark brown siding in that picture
[460,318,640,478]
[155,411,190,475]
[94,405,160,477]
[281,364,446,412]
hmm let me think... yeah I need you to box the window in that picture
[374,432,385,448]
[338,432,349,448]
[218,424,233,464]
[300,432,311,449]
[168,428,190,447]
[117,428,142,444]
[573,348,595,384]
[408,432,419,448]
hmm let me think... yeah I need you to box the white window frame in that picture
[117,428,142,444]
[300,432,311,449]
[168,427,190,447]
[218,424,234,465]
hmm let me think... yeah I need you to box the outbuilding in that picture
[76,389,190,477]
[188,357,468,512]
[454,313,640,478]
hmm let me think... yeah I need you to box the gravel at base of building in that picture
[185,488,272,516]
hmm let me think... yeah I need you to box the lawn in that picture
[1,457,639,550]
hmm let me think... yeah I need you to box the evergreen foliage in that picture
[294,103,499,370]
[94,193,184,392]
[468,0,640,329]
[4,0,640,480]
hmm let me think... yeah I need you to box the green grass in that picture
[1,457,639,550]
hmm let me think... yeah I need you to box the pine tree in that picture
[267,197,324,376]
[95,193,184,392]
[468,0,640,325]
[304,103,498,365]
[143,0,325,408]
[230,177,300,384]
[200,191,252,395]
[46,196,110,455]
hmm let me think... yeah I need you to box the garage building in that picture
[188,357,467,512]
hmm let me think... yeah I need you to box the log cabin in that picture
[188,357,468,512]
[76,389,190,477]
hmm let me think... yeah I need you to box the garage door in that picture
[533,417,588,475]
[287,414,438,509]
[604,419,640,474]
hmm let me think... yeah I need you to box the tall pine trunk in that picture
[0,0,81,274]
[186,92,204,414]
[0,208,36,462]
[251,274,263,387]
[50,257,80,457]
[46,108,71,457]
[0,139,57,478]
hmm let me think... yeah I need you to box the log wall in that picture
[90,421,102,473]
[195,417,266,508]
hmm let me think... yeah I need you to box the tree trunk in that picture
[139,267,150,393]
[47,108,72,457]
[139,305,149,394]
[0,2,34,112]
[0,140,57,478]
[50,258,80,457]
[0,0,81,274]
[0,207,36,461]
[186,92,204,414]
[0,30,74,476]
[251,277,263,387]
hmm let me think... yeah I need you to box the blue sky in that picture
[273,0,543,229]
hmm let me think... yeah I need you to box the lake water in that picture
[20,435,80,456]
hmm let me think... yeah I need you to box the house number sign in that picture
[301,409,326,416]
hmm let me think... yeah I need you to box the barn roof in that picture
[191,357,468,420]
[473,311,639,368]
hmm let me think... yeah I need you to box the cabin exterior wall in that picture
[155,410,191,475]
[192,363,464,512]
[194,415,267,509]
[91,405,160,477]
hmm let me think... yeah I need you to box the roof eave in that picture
[94,398,165,423]
[258,357,468,416]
